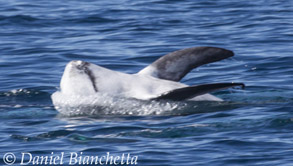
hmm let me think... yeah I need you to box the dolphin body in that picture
[54,46,244,102]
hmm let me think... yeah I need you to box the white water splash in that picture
[51,91,187,116]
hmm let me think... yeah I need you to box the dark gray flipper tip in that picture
[223,48,234,57]
[202,47,234,62]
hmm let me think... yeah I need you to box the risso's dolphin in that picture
[54,46,244,102]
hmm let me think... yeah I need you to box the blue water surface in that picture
[0,0,292,165]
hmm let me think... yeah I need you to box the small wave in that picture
[12,131,138,143]
[11,129,73,142]
[65,15,119,24]
[0,14,39,23]
[68,134,138,143]
[118,123,210,138]
[0,88,54,112]
[1,88,41,96]
[0,88,51,103]
[267,118,293,129]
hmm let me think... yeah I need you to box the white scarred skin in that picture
[60,61,96,95]
[58,60,222,101]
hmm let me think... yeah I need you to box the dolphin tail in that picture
[152,83,245,101]
[138,46,234,82]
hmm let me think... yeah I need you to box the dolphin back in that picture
[138,47,234,81]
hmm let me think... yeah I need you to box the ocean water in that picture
[0,0,292,165]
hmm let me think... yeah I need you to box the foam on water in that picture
[51,91,187,116]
